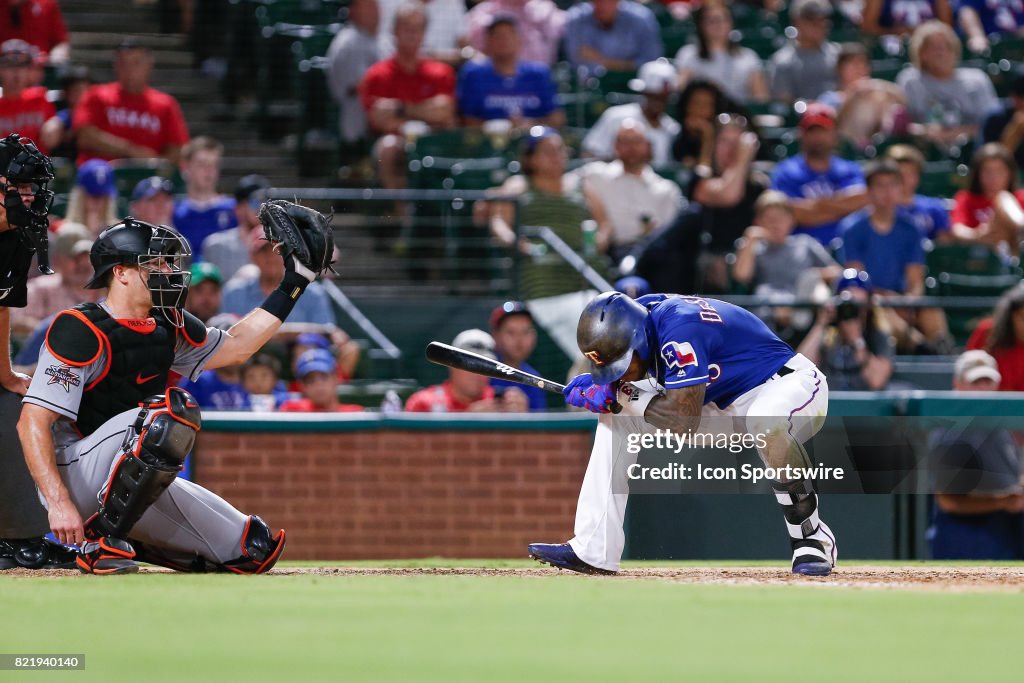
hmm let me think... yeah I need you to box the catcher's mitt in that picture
[258,199,337,281]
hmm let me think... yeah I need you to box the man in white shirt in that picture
[377,0,467,63]
[582,59,680,168]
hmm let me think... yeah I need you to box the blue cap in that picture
[614,276,651,299]
[835,268,872,294]
[131,176,174,202]
[295,333,331,351]
[76,159,116,197]
[521,125,560,154]
[296,348,336,378]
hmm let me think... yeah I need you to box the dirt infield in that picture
[3,565,1022,590]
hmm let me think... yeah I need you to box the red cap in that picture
[799,103,837,130]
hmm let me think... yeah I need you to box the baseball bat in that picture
[425,342,623,414]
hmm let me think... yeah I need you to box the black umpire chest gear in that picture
[0,229,34,307]
[44,303,207,437]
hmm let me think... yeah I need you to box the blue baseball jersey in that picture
[639,294,796,408]
[457,60,558,121]
[897,194,950,241]
[173,196,239,260]
[770,155,865,246]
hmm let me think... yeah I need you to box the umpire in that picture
[0,134,76,570]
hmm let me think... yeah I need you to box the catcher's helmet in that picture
[577,291,652,384]
[0,133,55,272]
[86,218,193,327]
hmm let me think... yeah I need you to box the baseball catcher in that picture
[18,203,333,574]
[0,134,77,570]
[529,292,835,576]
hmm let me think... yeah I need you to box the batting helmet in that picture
[0,133,55,273]
[86,217,193,327]
[577,291,652,384]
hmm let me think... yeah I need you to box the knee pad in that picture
[86,388,201,540]
[219,516,286,575]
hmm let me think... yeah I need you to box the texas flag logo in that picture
[661,341,698,370]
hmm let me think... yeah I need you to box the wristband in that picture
[259,272,309,322]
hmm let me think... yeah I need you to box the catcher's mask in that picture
[0,133,55,273]
[86,218,193,328]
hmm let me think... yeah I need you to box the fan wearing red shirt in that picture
[278,349,363,413]
[73,39,190,165]
[950,143,1024,256]
[0,0,68,63]
[966,284,1024,391]
[359,1,455,193]
[404,329,528,412]
[0,39,52,150]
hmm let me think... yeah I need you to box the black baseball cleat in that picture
[76,537,139,575]
[528,543,617,575]
[0,537,78,570]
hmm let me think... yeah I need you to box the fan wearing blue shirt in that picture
[885,144,951,242]
[173,136,238,260]
[564,0,662,72]
[458,15,564,128]
[771,103,867,246]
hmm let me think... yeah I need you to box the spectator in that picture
[478,127,606,299]
[0,40,53,148]
[286,332,362,390]
[770,103,866,246]
[563,0,662,73]
[39,64,92,160]
[980,71,1024,173]
[928,350,1024,560]
[819,43,907,152]
[860,0,952,37]
[488,301,547,411]
[958,0,1024,55]
[179,363,251,410]
[184,262,222,324]
[671,79,730,169]
[221,227,336,326]
[73,38,190,164]
[325,0,381,153]
[687,113,767,291]
[377,0,467,64]
[17,223,95,336]
[201,174,269,282]
[582,59,680,168]
[797,268,895,390]
[733,191,840,334]
[360,2,456,194]
[967,283,1024,391]
[897,20,998,147]
[457,15,563,129]
[128,176,175,227]
[884,144,951,243]
[241,353,288,411]
[279,349,364,413]
[0,0,68,64]
[172,136,238,260]
[466,0,565,65]
[674,0,768,104]
[577,119,683,261]
[768,0,839,103]
[405,329,528,412]
[950,142,1024,256]
[62,159,119,236]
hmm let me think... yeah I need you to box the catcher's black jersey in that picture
[0,229,33,308]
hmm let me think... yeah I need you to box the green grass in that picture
[1,562,1021,682]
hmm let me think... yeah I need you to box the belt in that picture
[776,365,795,378]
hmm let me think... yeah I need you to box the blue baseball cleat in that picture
[528,543,617,575]
[790,521,837,577]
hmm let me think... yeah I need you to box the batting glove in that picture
[564,373,616,414]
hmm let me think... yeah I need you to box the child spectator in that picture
[884,144,951,242]
[62,159,119,236]
[128,176,175,227]
[173,136,237,260]
[242,353,288,411]
[278,349,364,412]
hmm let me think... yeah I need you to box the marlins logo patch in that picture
[661,341,698,370]
[45,364,81,393]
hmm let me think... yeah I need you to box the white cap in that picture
[954,350,1002,386]
[629,59,677,94]
[452,328,497,360]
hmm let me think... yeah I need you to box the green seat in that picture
[917,160,967,198]
[926,243,1015,277]
[109,159,174,200]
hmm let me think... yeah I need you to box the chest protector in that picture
[44,303,207,436]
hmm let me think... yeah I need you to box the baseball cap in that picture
[486,13,518,31]
[954,350,1002,385]
[835,268,872,294]
[521,125,560,155]
[190,262,222,286]
[295,332,331,351]
[489,301,532,331]
[76,159,117,197]
[131,176,174,202]
[614,276,651,299]
[296,348,337,378]
[799,102,837,130]
[0,39,37,66]
[791,0,833,19]
[452,328,497,361]
[234,174,271,204]
[52,222,91,258]
[629,59,678,95]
